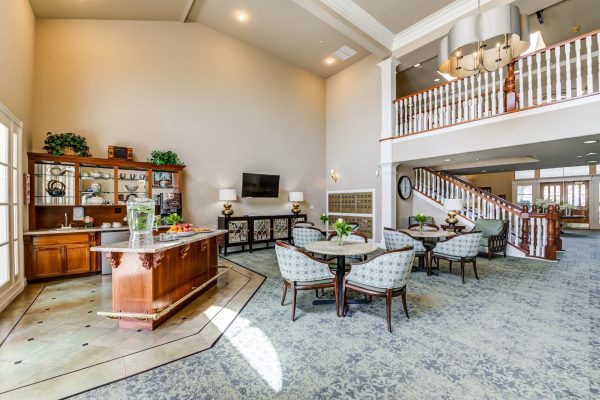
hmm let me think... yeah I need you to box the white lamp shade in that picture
[443,198,463,211]
[288,192,304,202]
[219,189,237,202]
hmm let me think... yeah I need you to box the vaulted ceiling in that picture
[28,0,599,80]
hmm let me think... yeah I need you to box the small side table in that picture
[441,224,466,233]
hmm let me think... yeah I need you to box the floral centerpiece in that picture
[414,213,428,232]
[333,218,352,246]
[83,216,94,228]
[319,213,329,227]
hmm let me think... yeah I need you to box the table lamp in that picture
[288,192,304,215]
[219,189,237,216]
[443,198,463,227]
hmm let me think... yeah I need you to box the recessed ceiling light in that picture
[319,40,325,45]
[481,169,487,173]
[414,63,421,68]
[324,57,335,65]
[475,158,480,161]
[577,155,583,158]
[588,160,597,163]
[586,152,598,156]
[443,158,452,162]
[434,78,441,82]
[234,10,249,22]
[584,140,598,144]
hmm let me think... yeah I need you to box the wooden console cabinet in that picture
[218,214,307,255]
[24,233,98,280]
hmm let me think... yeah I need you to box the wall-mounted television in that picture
[241,173,280,198]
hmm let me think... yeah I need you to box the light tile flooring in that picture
[0,259,264,400]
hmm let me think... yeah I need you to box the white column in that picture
[378,57,400,236]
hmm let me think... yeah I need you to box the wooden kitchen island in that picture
[91,230,226,330]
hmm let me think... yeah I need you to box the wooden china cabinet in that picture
[25,152,185,281]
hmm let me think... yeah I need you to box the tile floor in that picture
[0,259,264,399]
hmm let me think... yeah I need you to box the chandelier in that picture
[438,1,530,78]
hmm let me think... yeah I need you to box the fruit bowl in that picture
[124,184,138,192]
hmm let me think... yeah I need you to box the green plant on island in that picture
[148,150,185,166]
[43,132,91,157]
[333,218,352,246]
[166,213,183,225]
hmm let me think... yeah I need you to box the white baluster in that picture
[466,191,471,219]
[586,35,593,94]
[575,39,582,96]
[458,78,463,121]
[514,214,520,246]
[541,219,548,257]
[546,49,552,103]
[565,43,572,99]
[484,72,489,117]
[491,71,497,115]
[417,93,422,132]
[496,205,500,220]
[433,87,438,128]
[478,197,482,219]
[527,56,533,107]
[597,33,600,93]
[470,75,475,118]
[529,218,534,256]
[395,101,400,136]
[555,46,562,101]
[445,82,450,125]
[451,81,456,123]
[408,98,413,133]
[536,52,542,104]
[477,74,482,118]
[518,58,524,109]
[427,90,432,130]
[498,67,504,113]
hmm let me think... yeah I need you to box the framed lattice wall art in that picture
[327,189,375,239]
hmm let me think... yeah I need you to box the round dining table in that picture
[304,240,379,317]
[399,228,456,275]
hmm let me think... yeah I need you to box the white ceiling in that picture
[353,0,454,34]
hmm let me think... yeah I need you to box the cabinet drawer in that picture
[33,233,91,246]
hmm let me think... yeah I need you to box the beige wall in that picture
[32,19,326,226]
[0,0,35,151]
[325,55,382,240]
[462,172,515,202]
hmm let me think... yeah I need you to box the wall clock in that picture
[397,176,413,200]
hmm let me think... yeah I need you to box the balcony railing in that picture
[391,29,600,138]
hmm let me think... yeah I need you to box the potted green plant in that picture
[43,132,91,157]
[148,150,185,166]
[319,213,329,227]
[414,213,428,232]
[166,213,183,225]
[333,218,352,246]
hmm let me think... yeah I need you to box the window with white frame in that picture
[0,107,21,293]
[566,182,587,207]
[515,170,535,179]
[540,166,591,178]
[542,183,561,202]
[516,185,533,206]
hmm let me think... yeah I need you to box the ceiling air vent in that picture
[332,45,357,62]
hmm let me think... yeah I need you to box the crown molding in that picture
[319,0,394,50]
[392,0,516,57]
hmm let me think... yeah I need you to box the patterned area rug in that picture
[75,231,599,399]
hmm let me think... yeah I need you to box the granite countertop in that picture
[24,226,171,236]
[90,230,227,254]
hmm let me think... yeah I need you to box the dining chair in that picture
[383,227,427,268]
[408,215,435,226]
[293,221,314,228]
[343,247,415,333]
[275,241,338,321]
[348,222,360,231]
[431,231,483,284]
[292,226,325,248]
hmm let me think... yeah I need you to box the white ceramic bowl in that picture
[112,222,123,228]
[101,223,112,229]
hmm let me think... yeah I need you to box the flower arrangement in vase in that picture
[333,218,352,246]
[319,213,329,227]
[83,216,94,228]
[414,213,428,232]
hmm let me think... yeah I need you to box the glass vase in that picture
[127,197,156,244]
[337,234,344,246]
[419,223,424,232]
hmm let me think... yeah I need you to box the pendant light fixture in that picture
[438,0,530,78]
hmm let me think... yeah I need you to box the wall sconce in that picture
[330,169,338,183]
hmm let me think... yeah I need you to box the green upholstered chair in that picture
[473,219,509,260]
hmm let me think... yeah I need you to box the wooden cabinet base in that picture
[109,236,219,330]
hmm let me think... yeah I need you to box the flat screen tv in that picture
[241,173,280,198]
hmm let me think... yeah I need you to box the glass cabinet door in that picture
[33,161,75,206]
[116,168,148,205]
[79,165,115,205]
[152,170,180,207]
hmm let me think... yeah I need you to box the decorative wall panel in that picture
[253,219,270,241]
[273,218,289,239]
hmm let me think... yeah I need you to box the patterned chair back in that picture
[292,227,325,247]
[293,221,314,228]
[433,231,483,258]
[275,242,334,282]
[348,223,360,231]
[408,215,435,226]
[383,228,426,253]
[346,247,415,289]
[327,231,368,243]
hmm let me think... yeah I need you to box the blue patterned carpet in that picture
[76,231,599,399]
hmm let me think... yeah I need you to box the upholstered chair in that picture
[348,222,360,231]
[408,215,435,226]
[292,227,325,248]
[431,231,483,284]
[343,247,415,333]
[275,241,337,321]
[383,227,427,267]
[473,219,508,259]
[293,221,314,228]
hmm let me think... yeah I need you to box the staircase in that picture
[413,167,561,261]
